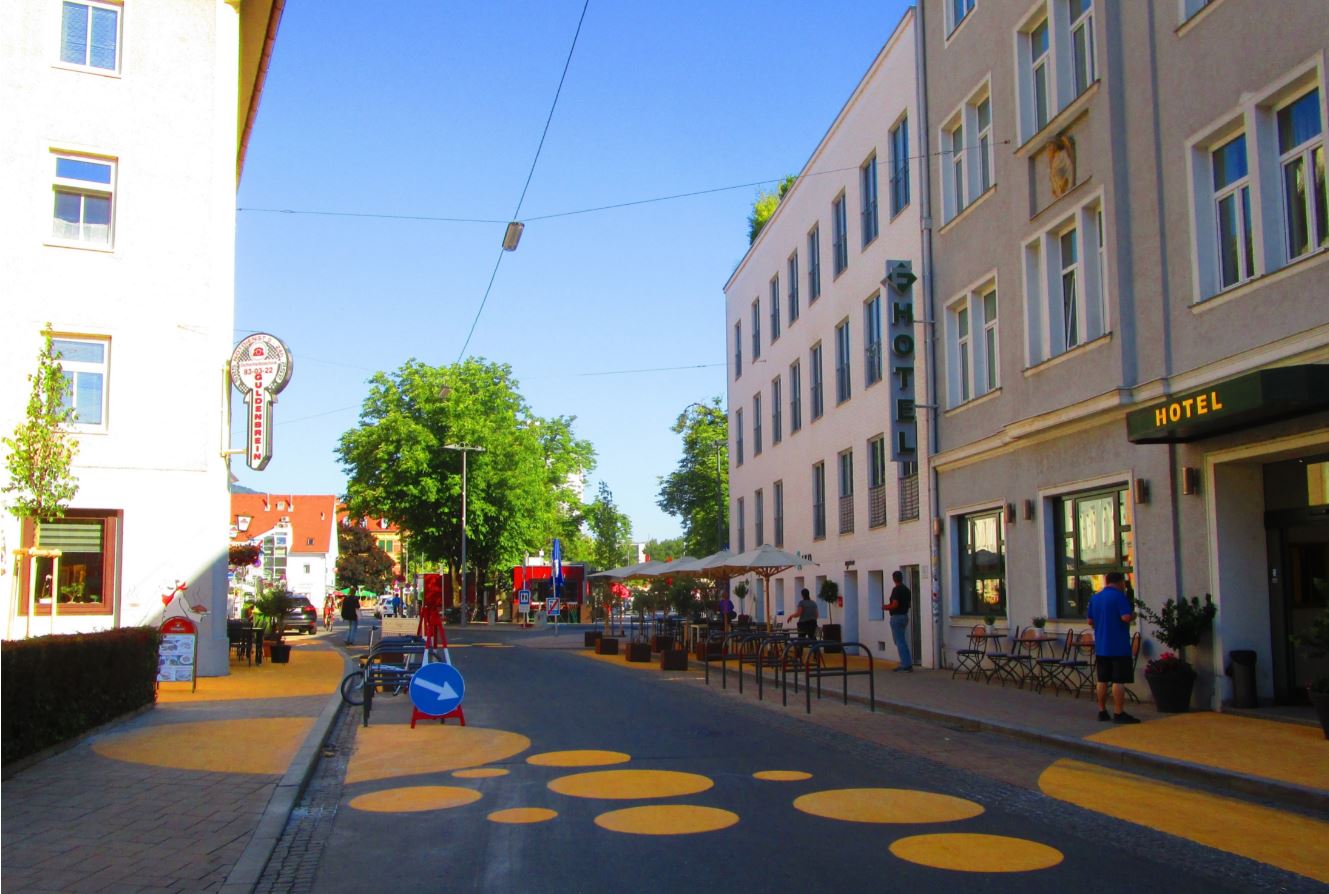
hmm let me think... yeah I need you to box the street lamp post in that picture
[444,443,484,625]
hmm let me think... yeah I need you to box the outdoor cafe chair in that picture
[1007,627,1048,689]
[985,625,1023,687]
[952,625,988,680]
[227,619,253,666]
[1059,630,1096,698]
[1033,629,1075,694]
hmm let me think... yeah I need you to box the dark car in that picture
[284,596,318,635]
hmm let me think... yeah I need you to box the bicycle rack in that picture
[793,641,876,715]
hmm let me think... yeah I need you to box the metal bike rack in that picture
[795,641,876,715]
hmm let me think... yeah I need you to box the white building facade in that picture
[724,10,935,665]
[0,0,283,675]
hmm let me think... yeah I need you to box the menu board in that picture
[158,617,198,691]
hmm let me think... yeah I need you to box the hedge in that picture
[2,626,159,765]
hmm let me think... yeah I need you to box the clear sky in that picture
[232,0,913,542]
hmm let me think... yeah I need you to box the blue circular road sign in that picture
[409,661,465,716]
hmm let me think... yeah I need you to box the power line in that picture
[577,362,724,377]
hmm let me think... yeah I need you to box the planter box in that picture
[268,642,292,664]
[1310,689,1329,740]
[584,631,603,649]
[1145,668,1196,712]
[695,641,723,661]
[650,635,674,653]
[596,637,619,656]
[660,650,688,671]
[625,642,651,662]
[821,624,843,654]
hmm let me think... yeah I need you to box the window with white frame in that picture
[773,480,784,547]
[737,497,746,553]
[1028,17,1051,135]
[982,288,999,393]
[951,300,972,404]
[808,224,822,301]
[1278,88,1327,261]
[834,320,851,404]
[51,154,114,246]
[790,361,803,433]
[832,194,849,276]
[734,321,742,379]
[942,84,995,221]
[890,116,910,216]
[1212,133,1255,290]
[868,435,888,528]
[751,299,761,359]
[60,1,121,72]
[769,276,781,342]
[753,393,763,456]
[812,462,826,540]
[755,488,765,546]
[1181,0,1212,23]
[788,251,800,324]
[861,152,879,246]
[1016,3,1098,144]
[837,449,854,535]
[1069,0,1096,97]
[977,95,993,193]
[1024,195,1108,363]
[810,343,824,421]
[735,408,744,466]
[945,121,965,220]
[52,336,109,427]
[771,376,782,445]
[864,292,883,387]
[949,0,976,34]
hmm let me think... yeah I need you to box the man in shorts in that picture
[1087,571,1139,724]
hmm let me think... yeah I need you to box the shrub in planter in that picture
[1292,608,1329,738]
[1143,652,1197,713]
[253,583,296,663]
[1135,594,1216,713]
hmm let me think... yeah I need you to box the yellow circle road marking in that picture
[595,805,739,835]
[453,768,509,778]
[157,645,343,702]
[346,726,532,785]
[348,786,481,813]
[890,834,1063,872]
[489,807,558,824]
[793,788,983,824]
[527,750,631,767]
[92,717,313,774]
[754,770,812,782]
[548,769,714,800]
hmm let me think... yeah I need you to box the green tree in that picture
[586,482,632,570]
[642,536,686,562]
[335,523,396,594]
[747,174,797,243]
[3,328,80,537]
[656,398,729,557]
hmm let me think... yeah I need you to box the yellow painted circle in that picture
[92,717,312,775]
[890,834,1064,872]
[488,807,558,824]
[754,770,812,782]
[549,769,714,800]
[348,786,482,813]
[793,789,983,824]
[595,805,739,835]
[347,726,531,785]
[527,750,631,767]
[453,768,510,778]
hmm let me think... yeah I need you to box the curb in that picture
[218,648,354,894]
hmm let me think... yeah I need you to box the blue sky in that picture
[233,0,912,541]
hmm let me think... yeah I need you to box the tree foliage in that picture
[337,358,595,592]
[3,329,79,525]
[747,174,797,243]
[586,482,633,571]
[335,523,397,594]
[656,398,729,558]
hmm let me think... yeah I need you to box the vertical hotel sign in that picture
[230,333,292,470]
[883,259,918,463]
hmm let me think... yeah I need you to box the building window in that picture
[899,461,920,520]
[1030,18,1051,133]
[751,299,761,359]
[812,462,826,540]
[864,293,882,387]
[60,1,120,72]
[808,224,822,301]
[949,122,965,218]
[949,0,976,33]
[958,510,1005,616]
[831,194,848,276]
[1181,0,1212,20]
[1055,486,1133,619]
[737,497,746,553]
[1213,134,1254,290]
[769,276,782,342]
[868,436,888,528]
[787,252,800,324]
[810,343,825,421]
[1024,195,1107,363]
[52,336,108,428]
[735,408,744,466]
[947,283,999,406]
[976,96,992,193]
[789,361,803,433]
[890,116,910,216]
[1069,0,1096,97]
[52,154,114,247]
[734,321,742,379]
[773,480,785,547]
[834,320,851,404]
[753,393,763,456]
[771,377,783,445]
[954,301,971,404]
[1278,88,1327,261]
[982,288,999,394]
[755,488,765,546]
[20,510,120,615]
[861,152,879,246]
[838,449,855,535]
[941,85,993,223]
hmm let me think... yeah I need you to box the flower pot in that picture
[660,649,688,671]
[584,631,602,649]
[1309,689,1329,740]
[269,642,292,664]
[821,624,842,654]
[1145,667,1197,713]
[596,637,619,656]
[625,642,651,663]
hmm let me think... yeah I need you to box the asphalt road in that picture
[286,626,1320,893]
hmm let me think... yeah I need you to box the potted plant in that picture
[983,610,998,637]
[1135,594,1216,713]
[1291,607,1329,739]
[1032,615,1047,630]
[818,579,841,651]
[733,581,749,618]
[253,583,295,663]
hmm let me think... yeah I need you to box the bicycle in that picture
[339,665,408,705]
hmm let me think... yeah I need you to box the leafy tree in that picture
[656,398,729,557]
[747,174,797,243]
[335,523,396,594]
[586,482,632,570]
[3,328,80,539]
[642,536,686,562]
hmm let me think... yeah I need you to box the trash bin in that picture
[1227,649,1257,708]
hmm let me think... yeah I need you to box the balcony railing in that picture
[899,473,920,521]
[869,484,888,528]
[839,494,855,534]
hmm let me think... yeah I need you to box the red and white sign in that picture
[229,333,292,471]
[158,616,199,690]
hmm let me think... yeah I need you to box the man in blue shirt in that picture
[1087,572,1139,724]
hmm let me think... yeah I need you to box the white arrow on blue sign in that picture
[409,662,465,717]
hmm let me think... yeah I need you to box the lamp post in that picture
[444,442,484,625]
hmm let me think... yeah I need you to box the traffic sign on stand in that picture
[547,597,560,616]
[518,589,531,609]
[409,661,465,718]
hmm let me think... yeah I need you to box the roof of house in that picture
[231,493,337,554]
[336,506,403,535]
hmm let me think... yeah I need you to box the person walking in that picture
[1087,571,1140,724]
[341,590,361,646]
[886,570,913,672]
[791,588,819,640]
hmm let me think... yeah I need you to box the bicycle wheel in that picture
[339,670,366,705]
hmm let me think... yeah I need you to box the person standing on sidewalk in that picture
[341,590,361,646]
[791,588,819,640]
[1087,571,1139,724]
[886,570,913,672]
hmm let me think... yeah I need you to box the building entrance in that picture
[1264,455,1329,703]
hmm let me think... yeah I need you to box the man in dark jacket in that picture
[886,570,913,672]
[341,591,361,645]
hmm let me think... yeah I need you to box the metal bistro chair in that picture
[1059,630,1096,698]
[227,620,253,666]
[1007,627,1047,689]
[952,625,988,680]
[1033,629,1075,694]
[985,626,1022,687]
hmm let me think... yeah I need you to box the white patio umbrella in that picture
[712,544,817,629]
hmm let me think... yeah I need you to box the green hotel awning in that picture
[1126,365,1329,444]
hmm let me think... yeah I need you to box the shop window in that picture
[20,510,120,615]
[1054,485,1133,618]
[957,509,1004,615]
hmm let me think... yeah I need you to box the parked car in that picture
[284,596,318,635]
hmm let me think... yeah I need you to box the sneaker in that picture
[1113,712,1141,724]
[892,666,913,673]
[1097,710,1112,722]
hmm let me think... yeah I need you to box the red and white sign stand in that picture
[157,616,199,693]
[412,575,464,727]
